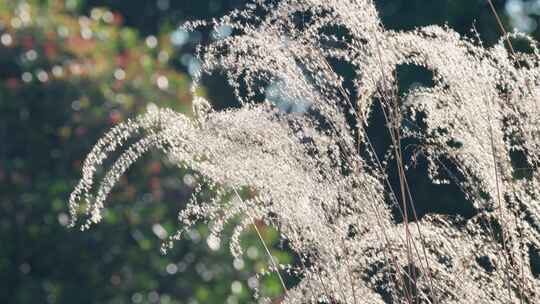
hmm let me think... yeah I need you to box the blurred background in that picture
[0,0,537,303]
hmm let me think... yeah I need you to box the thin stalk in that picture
[206,149,289,297]
[370,43,439,303]
[484,4,535,301]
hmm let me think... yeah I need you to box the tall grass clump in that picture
[69,0,540,302]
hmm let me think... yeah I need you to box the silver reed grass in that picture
[69,0,540,302]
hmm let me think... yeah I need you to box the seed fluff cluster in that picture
[70,0,540,303]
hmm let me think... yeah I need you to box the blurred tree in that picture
[80,0,246,36]
[0,1,287,303]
